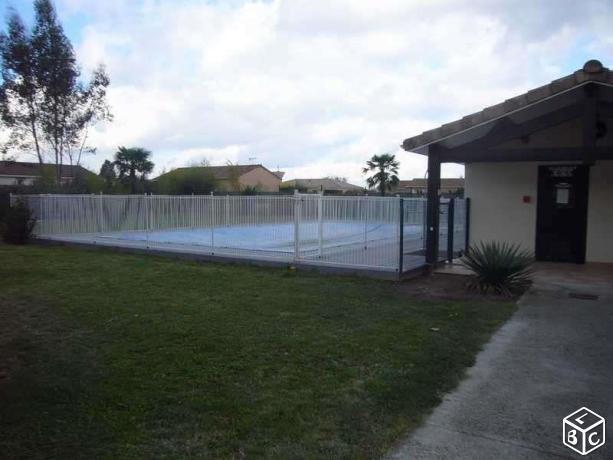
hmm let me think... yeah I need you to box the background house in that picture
[281,178,364,194]
[0,161,93,186]
[157,164,282,192]
[393,178,464,196]
[402,59,613,265]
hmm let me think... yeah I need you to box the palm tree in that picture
[362,153,400,196]
[114,146,154,193]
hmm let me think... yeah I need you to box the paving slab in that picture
[388,263,613,459]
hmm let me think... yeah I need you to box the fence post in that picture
[293,190,300,262]
[363,198,368,249]
[317,192,323,257]
[39,195,43,235]
[47,194,51,234]
[398,198,404,273]
[422,198,427,250]
[447,198,455,263]
[145,193,150,248]
[98,191,103,233]
[190,193,195,229]
[36,194,41,235]
[225,194,230,227]
[356,196,361,244]
[464,197,470,252]
[210,193,215,252]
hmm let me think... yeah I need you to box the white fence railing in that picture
[12,193,465,272]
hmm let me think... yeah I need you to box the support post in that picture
[425,146,441,264]
[447,198,455,263]
[464,197,471,252]
[398,198,404,273]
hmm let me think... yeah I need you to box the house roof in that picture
[165,164,280,181]
[397,178,464,189]
[402,59,613,153]
[282,178,364,191]
[0,160,92,178]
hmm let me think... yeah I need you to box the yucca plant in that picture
[461,241,534,296]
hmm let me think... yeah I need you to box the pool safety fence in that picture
[12,193,467,273]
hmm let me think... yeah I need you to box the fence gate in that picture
[438,198,468,262]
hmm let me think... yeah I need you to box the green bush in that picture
[154,168,217,195]
[461,241,534,296]
[1,200,36,244]
[0,193,9,223]
[62,171,106,194]
[242,185,259,195]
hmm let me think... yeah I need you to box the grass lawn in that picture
[0,244,516,459]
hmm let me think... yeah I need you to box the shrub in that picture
[461,241,534,296]
[242,185,259,195]
[1,200,36,244]
[0,193,9,223]
[154,168,217,195]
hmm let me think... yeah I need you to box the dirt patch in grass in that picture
[399,273,525,302]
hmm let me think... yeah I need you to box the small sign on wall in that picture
[556,186,570,205]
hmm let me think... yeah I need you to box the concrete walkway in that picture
[389,263,613,459]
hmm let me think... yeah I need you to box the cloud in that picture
[18,0,613,185]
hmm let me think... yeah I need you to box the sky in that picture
[1,0,612,185]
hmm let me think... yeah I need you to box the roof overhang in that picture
[402,60,613,159]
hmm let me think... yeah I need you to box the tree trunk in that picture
[130,168,136,193]
[54,103,61,185]
[76,126,89,166]
[28,103,43,166]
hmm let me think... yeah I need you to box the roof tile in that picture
[0,161,92,177]
[162,164,279,181]
[402,60,611,152]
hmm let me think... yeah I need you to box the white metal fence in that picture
[13,193,466,273]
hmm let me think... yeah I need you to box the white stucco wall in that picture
[586,161,613,263]
[465,162,538,253]
[465,161,613,263]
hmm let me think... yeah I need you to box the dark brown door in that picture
[536,165,589,263]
